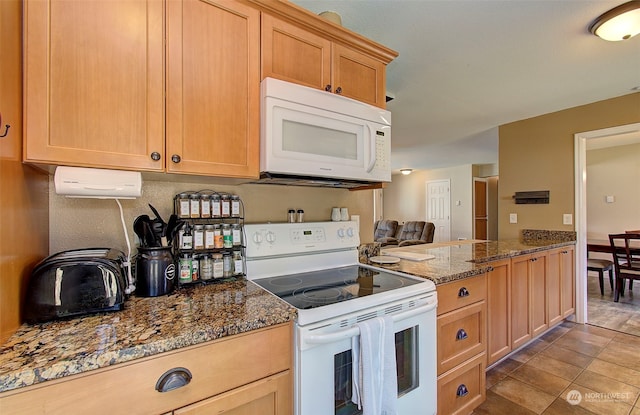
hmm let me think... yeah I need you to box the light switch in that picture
[606,195,615,203]
[563,214,573,225]
[509,213,517,224]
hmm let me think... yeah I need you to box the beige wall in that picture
[50,176,375,253]
[586,143,640,239]
[383,164,476,241]
[498,92,640,239]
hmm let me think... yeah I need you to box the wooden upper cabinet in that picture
[261,13,388,108]
[331,43,386,108]
[166,0,260,178]
[24,0,165,171]
[261,13,331,91]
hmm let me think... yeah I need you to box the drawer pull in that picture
[456,384,469,398]
[156,367,192,393]
[458,287,470,297]
[456,329,468,340]
[325,84,332,92]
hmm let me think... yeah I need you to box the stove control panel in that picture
[245,221,359,258]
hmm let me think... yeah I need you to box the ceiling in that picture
[290,0,640,172]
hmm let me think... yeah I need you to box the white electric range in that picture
[245,221,437,415]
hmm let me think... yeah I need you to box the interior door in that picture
[474,178,488,240]
[426,179,451,242]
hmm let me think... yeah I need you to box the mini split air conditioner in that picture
[54,166,143,199]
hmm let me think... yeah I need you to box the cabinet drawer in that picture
[0,323,292,415]
[437,353,486,415]
[437,301,486,375]
[437,274,487,316]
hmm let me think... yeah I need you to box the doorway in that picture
[426,179,450,242]
[574,122,640,326]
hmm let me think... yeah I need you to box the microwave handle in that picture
[366,124,377,173]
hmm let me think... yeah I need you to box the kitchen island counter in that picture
[0,279,296,393]
[374,235,575,285]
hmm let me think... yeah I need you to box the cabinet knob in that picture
[150,152,161,161]
[171,154,181,163]
[325,84,332,92]
[456,328,468,341]
[155,367,192,393]
[335,86,342,94]
[458,287,470,297]
[456,384,469,397]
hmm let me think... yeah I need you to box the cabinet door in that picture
[332,43,386,108]
[261,14,331,91]
[510,255,531,349]
[530,252,548,338]
[547,249,563,327]
[560,246,576,317]
[174,371,291,415]
[24,0,164,171]
[486,259,511,366]
[166,0,260,178]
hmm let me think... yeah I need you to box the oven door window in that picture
[334,326,419,415]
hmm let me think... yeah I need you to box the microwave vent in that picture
[513,191,550,204]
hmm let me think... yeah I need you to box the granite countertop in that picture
[373,233,576,285]
[0,279,296,394]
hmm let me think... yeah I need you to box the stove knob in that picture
[266,231,276,243]
[337,228,345,238]
[252,232,263,244]
[346,228,354,238]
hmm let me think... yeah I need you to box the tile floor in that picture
[587,272,640,336]
[473,274,640,415]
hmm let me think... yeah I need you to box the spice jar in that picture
[200,194,211,218]
[189,194,200,218]
[233,251,243,276]
[211,194,221,218]
[193,225,204,250]
[231,195,241,217]
[288,209,295,223]
[223,253,233,277]
[178,193,190,218]
[191,254,199,281]
[232,224,242,246]
[204,224,215,249]
[179,254,192,284]
[221,195,231,217]
[200,255,213,280]
[181,224,193,250]
[213,224,223,248]
[222,224,233,248]
[212,254,223,279]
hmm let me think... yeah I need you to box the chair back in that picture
[373,220,398,240]
[608,233,640,281]
[398,221,426,241]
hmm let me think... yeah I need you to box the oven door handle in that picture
[305,299,437,345]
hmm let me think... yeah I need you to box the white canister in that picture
[340,207,349,221]
[331,207,341,221]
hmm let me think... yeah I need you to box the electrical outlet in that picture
[509,213,517,224]
[563,214,573,225]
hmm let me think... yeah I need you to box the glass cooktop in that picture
[252,265,423,310]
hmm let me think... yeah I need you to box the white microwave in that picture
[260,78,391,187]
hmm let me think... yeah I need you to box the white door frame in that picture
[574,122,640,324]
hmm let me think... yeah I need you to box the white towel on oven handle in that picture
[351,316,398,415]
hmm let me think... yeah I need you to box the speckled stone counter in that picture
[374,237,575,285]
[0,279,296,394]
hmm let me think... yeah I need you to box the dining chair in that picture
[587,258,614,295]
[608,233,640,302]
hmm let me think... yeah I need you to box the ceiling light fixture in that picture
[589,1,640,41]
[400,169,413,175]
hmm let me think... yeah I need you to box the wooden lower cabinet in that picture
[437,353,486,415]
[174,370,291,415]
[486,259,511,366]
[0,323,292,415]
[487,245,576,368]
[437,274,487,415]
